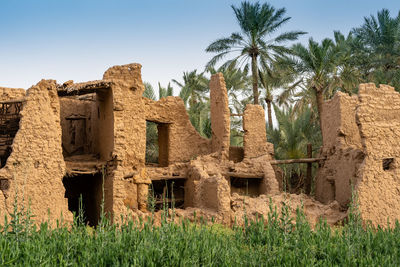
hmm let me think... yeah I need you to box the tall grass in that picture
[1,197,400,266]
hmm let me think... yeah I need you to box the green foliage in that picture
[2,199,400,266]
[206,1,305,104]
[352,9,400,91]
[172,70,212,138]
[268,104,321,191]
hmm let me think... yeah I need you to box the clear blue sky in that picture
[0,0,399,92]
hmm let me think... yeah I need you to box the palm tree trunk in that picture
[251,54,259,105]
[266,98,273,129]
[315,87,324,144]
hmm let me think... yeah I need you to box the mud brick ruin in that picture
[0,63,399,227]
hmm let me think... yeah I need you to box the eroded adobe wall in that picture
[0,87,26,100]
[0,80,72,225]
[316,93,364,207]
[355,84,400,227]
[243,105,270,159]
[210,73,230,160]
[102,64,148,218]
[143,96,211,164]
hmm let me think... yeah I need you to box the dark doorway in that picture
[65,116,87,156]
[0,101,22,168]
[62,173,103,226]
[230,177,262,197]
[149,179,185,211]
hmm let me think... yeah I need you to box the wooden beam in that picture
[223,172,263,178]
[124,172,187,180]
[270,158,325,165]
[151,176,186,181]
[66,170,99,176]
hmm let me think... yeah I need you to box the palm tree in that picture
[267,104,321,192]
[172,70,208,108]
[330,31,362,95]
[158,82,174,99]
[172,70,211,138]
[259,58,301,129]
[205,1,306,105]
[352,9,400,90]
[281,38,339,140]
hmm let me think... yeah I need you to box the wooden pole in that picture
[269,157,324,165]
[305,144,312,195]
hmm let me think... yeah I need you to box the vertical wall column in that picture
[243,104,268,158]
[210,73,230,160]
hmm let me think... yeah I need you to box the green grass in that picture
[1,200,400,266]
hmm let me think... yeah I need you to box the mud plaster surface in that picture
[317,83,400,227]
[0,81,72,226]
[1,63,393,229]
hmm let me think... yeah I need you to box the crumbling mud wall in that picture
[243,105,270,159]
[101,64,148,219]
[143,97,211,164]
[210,73,230,160]
[316,92,364,207]
[0,87,26,100]
[0,62,348,228]
[356,84,400,227]
[0,81,72,225]
[317,83,400,227]
[180,74,280,224]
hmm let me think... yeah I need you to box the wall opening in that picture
[62,173,103,226]
[60,97,94,158]
[0,179,10,191]
[65,115,87,156]
[60,89,114,162]
[149,179,185,211]
[146,121,169,167]
[230,177,262,197]
[0,101,23,168]
[229,146,244,163]
[383,158,394,171]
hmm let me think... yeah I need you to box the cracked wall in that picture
[356,84,400,227]
[0,62,315,227]
[0,81,72,226]
[317,83,400,227]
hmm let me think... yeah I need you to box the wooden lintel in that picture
[151,176,186,181]
[223,172,263,178]
[66,170,99,176]
[270,158,325,165]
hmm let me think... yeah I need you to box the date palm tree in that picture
[172,70,210,138]
[205,1,305,105]
[172,70,208,108]
[352,9,400,90]
[267,104,321,192]
[281,38,339,142]
[259,57,301,129]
